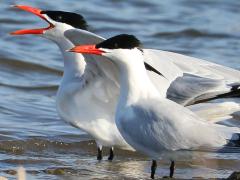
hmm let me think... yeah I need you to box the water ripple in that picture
[0,0,239,179]
[153,29,237,39]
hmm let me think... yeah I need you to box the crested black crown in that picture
[96,34,142,49]
[41,11,88,30]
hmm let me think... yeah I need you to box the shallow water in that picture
[0,0,240,179]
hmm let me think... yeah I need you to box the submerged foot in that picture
[97,147,103,161]
[108,147,114,161]
[169,161,175,178]
[151,160,157,179]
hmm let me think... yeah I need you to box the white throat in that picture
[56,38,86,83]
[115,52,160,109]
[41,17,88,82]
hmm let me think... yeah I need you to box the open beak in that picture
[10,5,54,35]
[69,45,105,55]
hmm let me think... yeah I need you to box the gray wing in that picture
[166,73,237,106]
[143,49,240,106]
[119,102,240,156]
[144,49,240,81]
[64,29,105,45]
[64,30,240,106]
[119,102,204,154]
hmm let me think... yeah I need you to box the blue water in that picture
[0,0,239,179]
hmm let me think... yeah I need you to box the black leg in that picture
[108,147,114,161]
[97,147,102,160]
[151,160,157,179]
[169,161,175,178]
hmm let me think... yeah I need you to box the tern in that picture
[69,34,240,179]
[11,5,240,161]
[10,5,131,160]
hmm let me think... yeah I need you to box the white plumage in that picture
[37,26,240,152]
[69,39,240,178]
[11,5,240,160]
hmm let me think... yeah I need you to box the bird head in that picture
[69,34,143,65]
[10,5,88,42]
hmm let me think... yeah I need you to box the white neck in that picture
[115,52,160,110]
[56,38,86,82]
[44,24,107,84]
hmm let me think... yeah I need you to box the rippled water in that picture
[0,0,240,179]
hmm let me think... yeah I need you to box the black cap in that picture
[96,34,142,49]
[41,11,88,30]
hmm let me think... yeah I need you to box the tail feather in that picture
[215,124,240,146]
[188,98,240,125]
[214,133,240,153]
[193,85,240,105]
[227,133,240,147]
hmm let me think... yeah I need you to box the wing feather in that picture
[64,30,240,105]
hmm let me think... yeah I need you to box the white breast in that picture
[56,74,132,149]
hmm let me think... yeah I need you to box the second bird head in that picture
[69,34,144,65]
